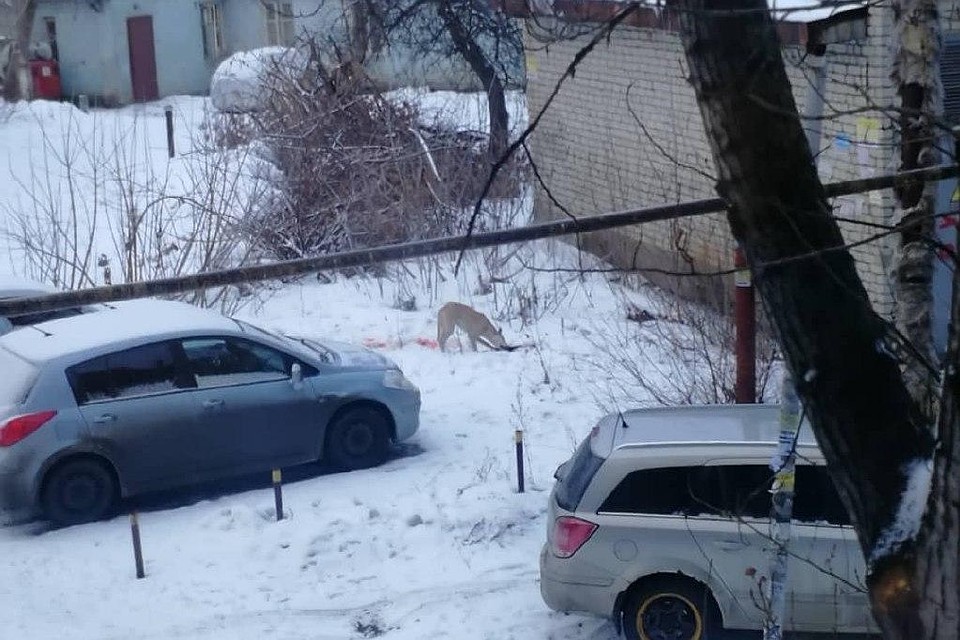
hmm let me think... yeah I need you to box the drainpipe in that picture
[734,246,756,404]
[761,38,825,640]
[803,43,828,163]
[735,41,826,407]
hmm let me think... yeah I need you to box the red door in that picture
[127,16,159,102]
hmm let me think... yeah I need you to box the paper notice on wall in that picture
[855,117,881,194]
[525,54,539,75]
[856,117,881,145]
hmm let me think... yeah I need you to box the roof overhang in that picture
[496,0,867,47]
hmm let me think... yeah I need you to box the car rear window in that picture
[7,307,85,327]
[0,347,39,405]
[555,438,605,511]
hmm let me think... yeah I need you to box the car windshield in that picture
[287,336,336,363]
[234,318,337,364]
[6,307,85,327]
[233,318,300,347]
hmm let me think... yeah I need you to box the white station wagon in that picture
[540,404,877,640]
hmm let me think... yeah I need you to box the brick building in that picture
[511,0,960,351]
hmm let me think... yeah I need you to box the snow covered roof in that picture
[501,0,868,29]
[769,0,866,23]
[0,298,238,363]
[210,47,309,113]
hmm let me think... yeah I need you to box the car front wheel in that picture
[324,406,391,471]
[624,577,721,640]
[41,458,117,526]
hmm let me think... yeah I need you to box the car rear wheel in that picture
[624,577,721,640]
[324,406,390,471]
[41,458,117,526]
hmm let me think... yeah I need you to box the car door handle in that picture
[92,413,117,424]
[715,540,749,551]
[202,399,225,409]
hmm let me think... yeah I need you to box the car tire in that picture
[623,576,722,640]
[41,458,117,526]
[324,406,391,471]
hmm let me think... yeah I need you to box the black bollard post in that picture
[273,469,284,521]
[164,104,175,158]
[130,512,145,579]
[515,429,525,493]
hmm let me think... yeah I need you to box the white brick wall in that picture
[523,9,956,316]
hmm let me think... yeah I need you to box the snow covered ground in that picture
[0,91,680,639]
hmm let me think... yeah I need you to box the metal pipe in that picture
[734,246,756,403]
[802,51,827,160]
[0,165,955,317]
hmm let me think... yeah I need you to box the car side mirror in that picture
[291,362,303,387]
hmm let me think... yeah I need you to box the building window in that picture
[43,17,58,61]
[942,37,960,125]
[264,2,295,47]
[200,3,224,58]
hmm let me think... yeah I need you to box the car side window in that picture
[599,464,850,526]
[180,337,293,388]
[715,464,773,519]
[598,467,723,517]
[68,341,189,404]
[793,465,850,526]
[718,464,850,525]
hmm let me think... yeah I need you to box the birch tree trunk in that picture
[892,0,942,423]
[670,0,959,636]
[3,0,36,101]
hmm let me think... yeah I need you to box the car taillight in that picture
[0,411,57,446]
[552,516,598,558]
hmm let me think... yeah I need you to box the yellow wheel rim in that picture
[636,591,704,640]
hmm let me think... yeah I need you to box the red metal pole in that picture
[734,246,756,403]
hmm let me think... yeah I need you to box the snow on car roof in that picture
[613,403,818,448]
[0,276,56,298]
[0,298,237,362]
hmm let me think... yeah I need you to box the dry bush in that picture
[224,40,523,261]
[4,105,266,314]
[585,279,781,409]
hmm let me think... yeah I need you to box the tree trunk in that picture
[4,0,36,101]
[671,0,953,636]
[912,242,960,636]
[892,0,942,424]
[436,0,509,158]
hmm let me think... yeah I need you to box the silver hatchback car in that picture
[540,404,876,639]
[0,299,420,525]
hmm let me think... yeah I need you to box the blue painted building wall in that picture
[31,0,521,104]
[33,0,214,104]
